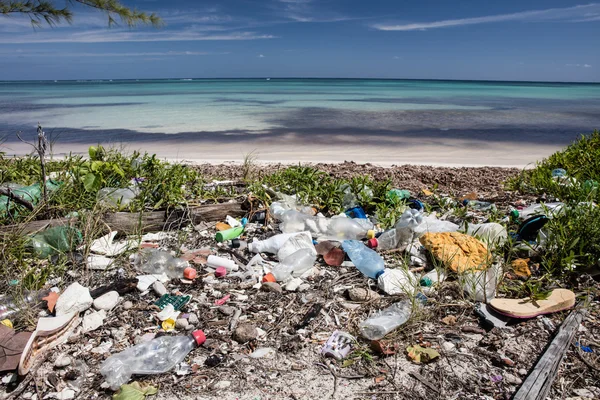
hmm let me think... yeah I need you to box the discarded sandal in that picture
[489,288,575,319]
[18,312,80,375]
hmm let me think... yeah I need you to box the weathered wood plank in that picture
[512,307,587,400]
[0,202,245,236]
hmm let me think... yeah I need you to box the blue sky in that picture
[1,0,599,81]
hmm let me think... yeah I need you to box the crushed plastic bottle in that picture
[359,300,412,340]
[100,330,205,390]
[462,199,497,212]
[135,249,190,279]
[420,269,446,287]
[271,248,317,281]
[394,209,424,248]
[323,217,374,241]
[248,232,305,254]
[518,202,564,220]
[367,229,398,251]
[342,240,385,279]
[97,187,139,209]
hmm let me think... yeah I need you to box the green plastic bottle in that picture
[215,226,244,243]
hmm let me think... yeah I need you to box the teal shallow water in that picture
[1,78,599,147]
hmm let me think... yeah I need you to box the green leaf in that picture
[88,146,97,160]
[113,382,158,400]
[83,173,102,192]
[91,160,103,172]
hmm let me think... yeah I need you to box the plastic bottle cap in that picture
[192,330,206,346]
[215,266,227,278]
[367,230,376,239]
[231,239,241,249]
[366,238,378,248]
[183,267,197,280]
[241,218,248,226]
[262,273,276,283]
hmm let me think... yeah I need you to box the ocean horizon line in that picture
[1,77,599,85]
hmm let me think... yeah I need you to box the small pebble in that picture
[232,324,258,343]
[188,313,199,325]
[441,342,456,352]
[175,318,189,329]
[152,281,168,297]
[347,288,380,302]
[122,301,133,310]
[218,306,234,316]
[504,373,522,385]
[54,354,71,368]
[261,282,282,294]
[93,291,120,311]
[212,380,231,390]
[518,368,528,376]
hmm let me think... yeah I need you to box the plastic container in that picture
[342,240,385,279]
[463,200,496,212]
[271,248,316,281]
[135,249,190,279]
[394,209,424,248]
[324,217,374,241]
[215,226,244,243]
[359,301,412,340]
[28,226,83,258]
[100,330,205,390]
[464,222,508,249]
[377,268,417,295]
[207,255,239,272]
[0,290,50,320]
[518,202,564,220]
[97,187,139,209]
[345,206,367,219]
[248,232,304,254]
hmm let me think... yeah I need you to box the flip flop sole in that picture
[489,289,576,319]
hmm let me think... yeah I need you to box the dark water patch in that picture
[213,98,287,105]
[0,101,145,113]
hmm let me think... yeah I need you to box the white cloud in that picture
[393,56,400,59]
[0,29,275,43]
[258,54,265,57]
[374,3,600,31]
[0,50,229,57]
[566,63,593,68]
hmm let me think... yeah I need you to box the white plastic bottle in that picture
[206,255,239,271]
[100,330,206,390]
[271,248,317,281]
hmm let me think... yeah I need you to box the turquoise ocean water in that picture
[1,78,599,148]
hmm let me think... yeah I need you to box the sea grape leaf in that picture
[113,382,158,400]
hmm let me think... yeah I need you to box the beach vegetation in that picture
[0,0,161,27]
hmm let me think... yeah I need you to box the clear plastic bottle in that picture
[325,218,374,241]
[135,249,190,279]
[359,300,412,340]
[100,330,205,390]
[0,290,49,320]
[420,269,446,287]
[271,248,317,281]
[248,232,304,254]
[342,240,385,279]
[394,209,423,247]
[367,229,398,250]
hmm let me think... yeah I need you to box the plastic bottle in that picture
[0,290,50,320]
[271,249,317,281]
[100,330,206,390]
[135,249,190,278]
[325,218,374,241]
[367,229,398,251]
[462,200,496,212]
[394,209,424,247]
[97,187,139,209]
[215,226,244,243]
[552,168,567,177]
[248,232,305,254]
[230,239,247,250]
[359,300,412,340]
[207,255,239,272]
[342,240,385,279]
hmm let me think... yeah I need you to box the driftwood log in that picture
[512,306,588,400]
[0,202,245,236]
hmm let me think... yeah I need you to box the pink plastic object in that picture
[214,294,230,306]
[183,267,197,280]
[321,330,355,360]
[215,267,227,278]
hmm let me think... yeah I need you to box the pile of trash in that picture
[0,181,598,400]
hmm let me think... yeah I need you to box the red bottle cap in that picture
[192,330,206,346]
[262,273,276,283]
[215,266,227,278]
[184,267,197,280]
[367,238,378,249]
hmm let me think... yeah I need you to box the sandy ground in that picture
[2,136,561,167]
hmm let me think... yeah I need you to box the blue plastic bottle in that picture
[342,240,385,279]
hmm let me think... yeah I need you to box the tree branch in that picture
[0,187,35,211]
